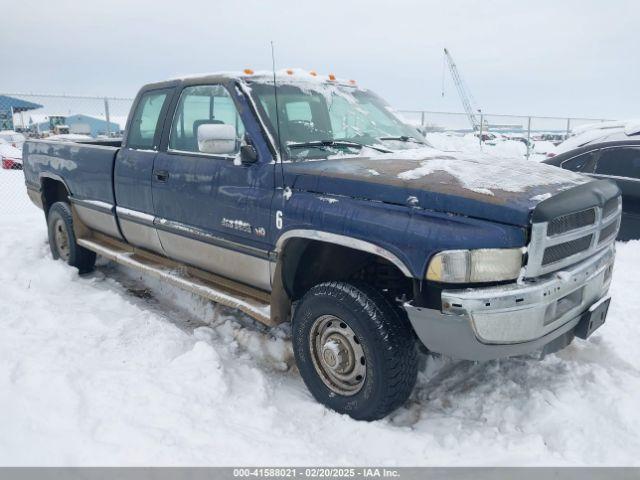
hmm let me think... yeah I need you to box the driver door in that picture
[152,83,274,290]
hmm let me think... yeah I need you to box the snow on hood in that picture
[390,148,585,196]
[285,147,591,226]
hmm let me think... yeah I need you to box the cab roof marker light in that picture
[286,69,294,75]
[309,70,318,77]
[328,73,336,81]
[349,79,356,85]
[243,68,254,75]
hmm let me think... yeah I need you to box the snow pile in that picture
[425,132,548,162]
[1,170,640,466]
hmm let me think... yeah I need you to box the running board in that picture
[77,236,272,326]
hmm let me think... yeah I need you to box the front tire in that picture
[47,201,96,274]
[292,281,418,421]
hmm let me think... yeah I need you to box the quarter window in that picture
[561,151,597,173]
[127,90,170,150]
[169,85,246,154]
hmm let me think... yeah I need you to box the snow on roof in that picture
[169,68,358,87]
[553,118,640,155]
[624,120,640,136]
[571,120,625,135]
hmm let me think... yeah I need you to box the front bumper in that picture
[405,245,614,361]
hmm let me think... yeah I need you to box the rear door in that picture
[114,87,174,254]
[592,146,640,240]
[151,83,274,291]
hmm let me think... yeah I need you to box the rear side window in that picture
[127,89,171,150]
[595,147,640,179]
[561,151,597,173]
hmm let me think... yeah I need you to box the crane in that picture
[443,48,481,132]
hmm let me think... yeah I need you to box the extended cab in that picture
[23,71,621,420]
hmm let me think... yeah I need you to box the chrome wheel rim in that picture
[309,314,366,396]
[54,218,70,261]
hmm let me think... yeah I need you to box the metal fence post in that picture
[478,112,484,146]
[526,116,532,159]
[566,118,571,139]
[104,98,111,137]
[420,111,425,127]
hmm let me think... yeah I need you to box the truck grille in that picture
[542,235,593,265]
[598,220,618,245]
[526,194,621,277]
[547,208,596,236]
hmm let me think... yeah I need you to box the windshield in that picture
[246,80,427,161]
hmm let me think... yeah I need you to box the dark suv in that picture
[543,131,640,240]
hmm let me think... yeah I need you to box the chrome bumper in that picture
[405,245,614,361]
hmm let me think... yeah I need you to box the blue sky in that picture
[3,0,638,119]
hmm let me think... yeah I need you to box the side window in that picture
[127,90,170,150]
[561,151,597,173]
[595,147,640,179]
[169,85,245,154]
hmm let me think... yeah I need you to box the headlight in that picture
[426,248,523,283]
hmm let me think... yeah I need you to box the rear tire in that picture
[47,201,96,274]
[292,281,418,421]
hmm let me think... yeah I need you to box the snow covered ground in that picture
[1,169,640,466]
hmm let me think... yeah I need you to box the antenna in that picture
[270,41,287,192]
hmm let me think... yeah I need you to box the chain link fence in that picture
[0,91,616,217]
[0,93,135,216]
[397,110,613,160]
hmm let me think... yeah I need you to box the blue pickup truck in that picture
[23,71,621,420]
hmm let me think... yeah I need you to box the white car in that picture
[0,130,26,150]
[0,138,23,169]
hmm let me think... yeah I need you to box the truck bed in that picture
[23,138,119,208]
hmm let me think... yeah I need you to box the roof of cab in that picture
[141,68,358,92]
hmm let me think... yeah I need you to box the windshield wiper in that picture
[378,136,426,144]
[287,140,392,153]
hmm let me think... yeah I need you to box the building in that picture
[0,95,43,131]
[64,114,122,137]
[16,113,124,137]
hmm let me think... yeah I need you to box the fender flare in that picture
[39,172,72,196]
[275,229,413,278]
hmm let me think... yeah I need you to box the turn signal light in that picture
[328,73,336,81]
[286,69,294,75]
[243,68,254,75]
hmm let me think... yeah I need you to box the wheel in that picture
[292,281,418,421]
[47,201,96,274]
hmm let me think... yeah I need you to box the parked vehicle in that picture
[0,138,23,169]
[543,130,640,240]
[0,130,26,150]
[23,71,620,420]
[539,133,566,145]
[546,120,636,158]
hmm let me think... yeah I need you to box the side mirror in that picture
[197,124,236,155]
[240,144,258,165]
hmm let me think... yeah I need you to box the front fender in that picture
[278,192,527,279]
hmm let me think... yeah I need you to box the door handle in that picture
[154,170,169,182]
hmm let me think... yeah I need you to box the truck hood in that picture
[283,148,591,226]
